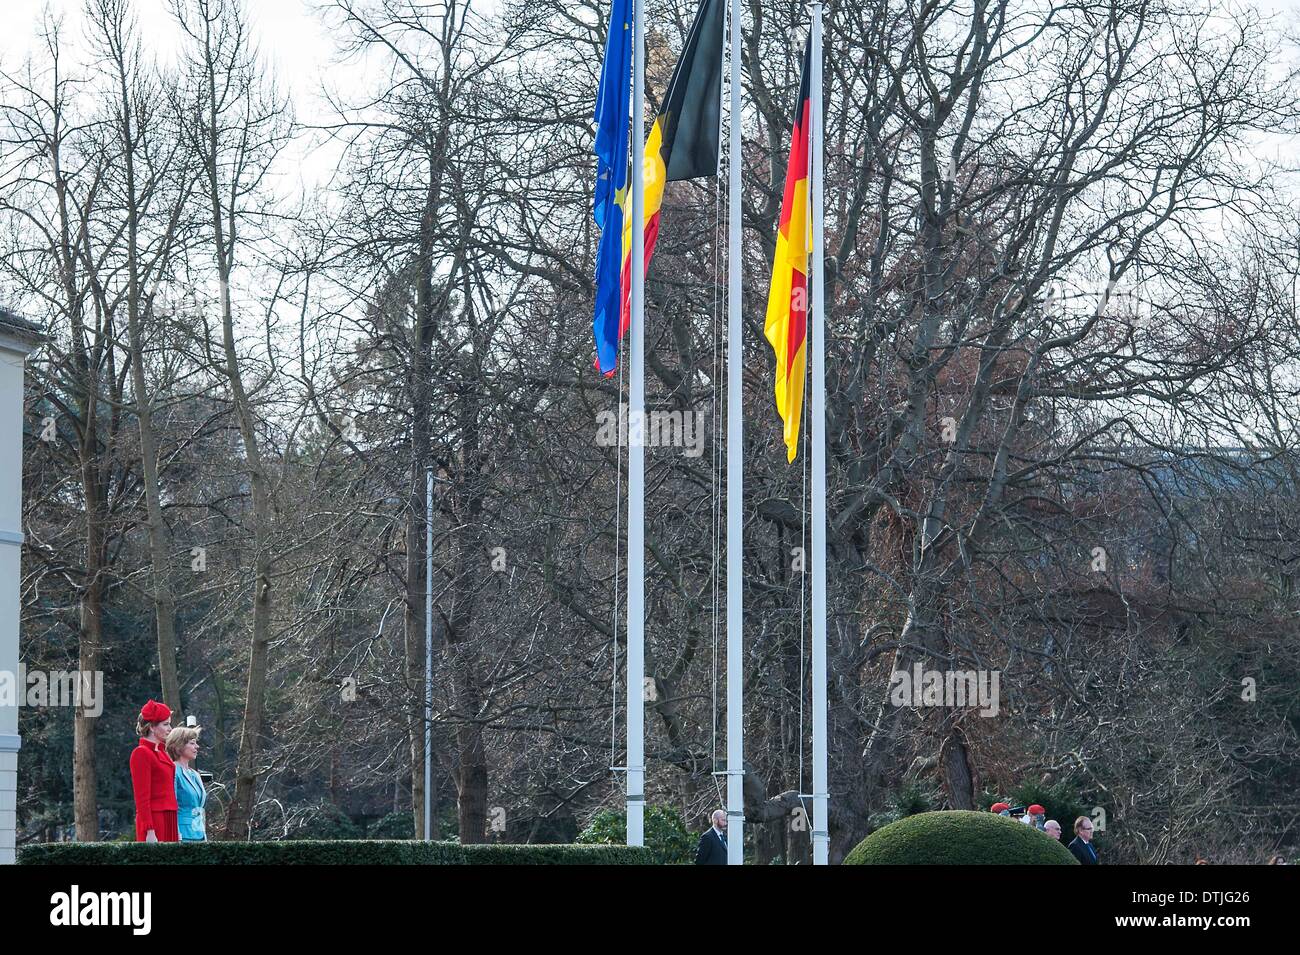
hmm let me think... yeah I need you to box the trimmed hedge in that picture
[844,810,1080,865]
[19,839,655,866]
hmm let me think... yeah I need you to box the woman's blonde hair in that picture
[165,726,201,760]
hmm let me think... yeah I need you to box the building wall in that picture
[0,330,36,864]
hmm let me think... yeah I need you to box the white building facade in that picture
[0,310,40,864]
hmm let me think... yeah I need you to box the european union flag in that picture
[592,0,632,376]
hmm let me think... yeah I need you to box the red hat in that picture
[1027,804,1045,815]
[990,802,1010,813]
[140,699,171,723]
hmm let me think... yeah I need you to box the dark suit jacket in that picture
[695,828,728,865]
[1068,836,1099,865]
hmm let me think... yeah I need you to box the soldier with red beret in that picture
[130,699,179,842]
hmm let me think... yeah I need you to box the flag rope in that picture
[799,314,809,807]
[710,38,731,809]
[709,121,724,782]
[611,330,626,775]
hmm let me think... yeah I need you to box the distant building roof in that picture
[0,308,44,348]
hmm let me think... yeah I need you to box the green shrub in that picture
[576,804,694,864]
[868,781,938,831]
[1009,781,1090,834]
[284,802,365,841]
[366,811,416,840]
[978,781,1101,855]
[844,810,1080,865]
[18,839,655,865]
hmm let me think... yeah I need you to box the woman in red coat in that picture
[130,699,179,842]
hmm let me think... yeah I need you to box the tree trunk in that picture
[450,365,487,844]
[54,102,103,843]
[939,717,975,810]
[454,699,488,843]
[403,157,439,840]
[220,321,273,839]
[403,506,430,838]
[110,25,182,716]
[182,0,281,842]
[211,155,274,844]
[73,481,103,842]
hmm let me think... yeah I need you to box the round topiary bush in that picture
[844,810,1079,865]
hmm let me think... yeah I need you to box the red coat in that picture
[130,737,178,841]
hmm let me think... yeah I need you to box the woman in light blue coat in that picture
[166,725,208,842]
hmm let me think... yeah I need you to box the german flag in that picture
[764,39,811,463]
[617,0,724,340]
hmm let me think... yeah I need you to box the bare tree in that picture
[88,0,193,717]
[0,13,129,840]
[172,0,292,839]
[4,0,1297,862]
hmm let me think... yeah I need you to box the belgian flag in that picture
[764,38,812,463]
[617,0,724,339]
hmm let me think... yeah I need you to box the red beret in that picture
[1027,804,1045,815]
[990,802,1010,813]
[140,699,171,723]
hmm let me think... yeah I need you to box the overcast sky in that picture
[3,0,1300,197]
[0,0,338,95]
[0,0,356,195]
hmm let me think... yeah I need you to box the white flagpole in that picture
[725,0,745,866]
[809,0,829,867]
[626,0,646,848]
[424,466,433,841]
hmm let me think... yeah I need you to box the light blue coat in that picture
[174,763,207,841]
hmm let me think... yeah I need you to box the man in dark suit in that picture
[1067,816,1099,864]
[695,809,728,865]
